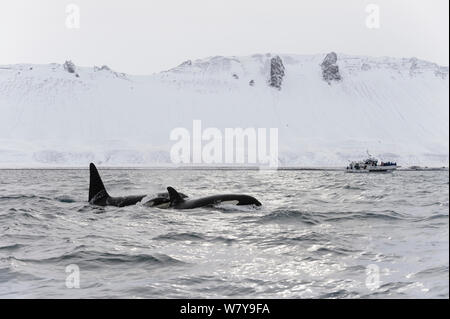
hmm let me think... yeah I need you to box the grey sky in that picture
[1,0,448,74]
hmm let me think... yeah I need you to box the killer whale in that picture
[166,186,262,209]
[88,163,186,207]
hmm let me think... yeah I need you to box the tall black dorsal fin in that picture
[89,163,108,202]
[167,186,184,205]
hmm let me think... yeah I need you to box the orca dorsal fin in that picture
[167,186,184,206]
[89,163,109,202]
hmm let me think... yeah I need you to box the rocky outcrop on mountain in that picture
[94,65,111,72]
[435,66,449,79]
[409,57,419,77]
[179,60,192,67]
[269,55,285,90]
[93,64,127,79]
[321,52,341,83]
[63,60,79,77]
[63,60,76,73]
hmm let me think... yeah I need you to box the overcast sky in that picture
[1,0,448,74]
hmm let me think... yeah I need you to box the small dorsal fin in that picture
[89,163,109,202]
[167,186,184,205]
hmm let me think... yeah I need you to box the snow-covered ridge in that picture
[163,53,448,80]
[0,53,448,167]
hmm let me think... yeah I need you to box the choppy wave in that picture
[0,169,448,298]
[6,251,184,267]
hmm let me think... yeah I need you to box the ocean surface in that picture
[0,169,448,298]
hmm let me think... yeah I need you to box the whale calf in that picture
[166,186,262,209]
[88,163,186,207]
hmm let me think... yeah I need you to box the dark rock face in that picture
[409,57,418,76]
[94,65,111,72]
[179,60,192,67]
[63,60,76,73]
[322,52,338,66]
[269,55,285,90]
[435,66,448,79]
[321,52,341,83]
[249,79,255,86]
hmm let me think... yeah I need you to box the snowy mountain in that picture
[0,53,448,167]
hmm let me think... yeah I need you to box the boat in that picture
[346,152,397,173]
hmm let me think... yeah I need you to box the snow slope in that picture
[0,53,448,167]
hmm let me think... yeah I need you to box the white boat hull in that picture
[346,165,397,173]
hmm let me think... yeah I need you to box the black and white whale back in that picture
[88,163,186,207]
[167,186,262,209]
